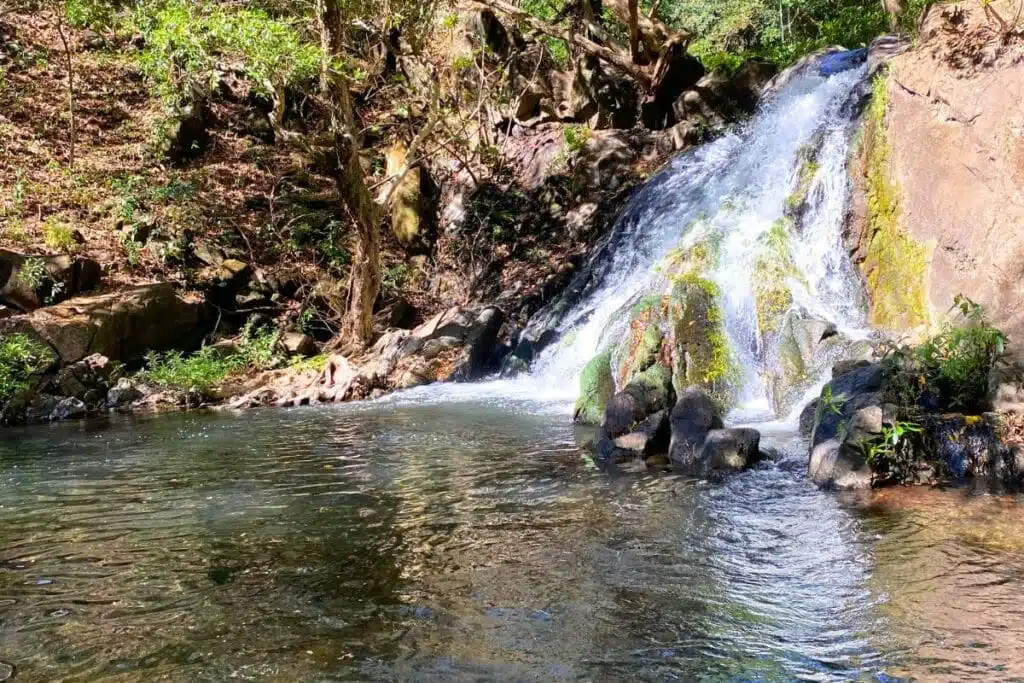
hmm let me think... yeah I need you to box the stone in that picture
[0,660,13,681]
[640,44,705,130]
[385,141,430,250]
[451,306,504,381]
[107,377,142,408]
[167,100,212,163]
[204,259,251,309]
[818,48,868,76]
[799,398,819,437]
[667,276,731,406]
[193,241,226,267]
[281,332,316,358]
[867,34,909,75]
[603,364,675,439]
[700,427,763,475]
[0,249,102,312]
[574,350,615,425]
[668,387,724,471]
[0,283,207,365]
[50,396,87,421]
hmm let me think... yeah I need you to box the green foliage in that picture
[65,0,121,30]
[16,257,48,290]
[882,296,1007,413]
[752,218,799,335]
[821,384,844,417]
[0,333,51,408]
[563,125,592,155]
[381,263,413,296]
[135,0,321,107]
[575,349,615,425]
[139,322,282,397]
[42,218,79,253]
[865,419,922,483]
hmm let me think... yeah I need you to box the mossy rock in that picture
[859,75,930,330]
[666,273,735,410]
[574,349,615,425]
[602,362,675,438]
[752,218,801,339]
[614,295,668,386]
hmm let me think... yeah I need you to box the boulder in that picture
[597,409,670,461]
[640,44,705,130]
[603,363,675,439]
[167,100,212,164]
[385,140,432,250]
[667,275,732,408]
[574,350,615,425]
[700,427,763,475]
[668,387,724,471]
[52,353,121,405]
[281,332,316,358]
[0,283,207,365]
[107,377,142,409]
[807,363,885,490]
[818,48,868,76]
[0,250,102,312]
[451,306,504,381]
[203,259,251,310]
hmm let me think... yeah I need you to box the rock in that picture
[598,410,670,461]
[452,306,504,381]
[387,299,417,329]
[923,413,1013,484]
[799,398,819,437]
[603,363,674,439]
[700,427,763,475]
[82,29,105,50]
[193,241,226,266]
[204,259,251,309]
[614,295,667,386]
[833,358,872,379]
[807,363,885,490]
[0,660,13,681]
[577,131,637,192]
[107,377,142,408]
[574,350,614,425]
[0,283,208,365]
[667,276,732,407]
[668,387,724,472]
[818,48,868,76]
[53,353,121,401]
[989,362,1024,413]
[385,141,432,250]
[281,332,316,358]
[0,249,102,312]
[50,396,87,421]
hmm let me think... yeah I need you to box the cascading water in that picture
[384,64,872,419]
[527,64,872,416]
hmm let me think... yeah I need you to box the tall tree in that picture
[316,0,381,347]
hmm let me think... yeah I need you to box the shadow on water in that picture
[2,403,1024,681]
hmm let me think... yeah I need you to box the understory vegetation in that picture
[0,333,52,406]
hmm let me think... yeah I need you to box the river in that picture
[3,399,1024,681]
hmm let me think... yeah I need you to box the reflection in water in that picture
[0,404,1023,681]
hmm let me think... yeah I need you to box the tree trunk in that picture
[628,0,641,63]
[316,0,381,347]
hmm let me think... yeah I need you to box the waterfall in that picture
[526,65,871,415]
[384,64,871,420]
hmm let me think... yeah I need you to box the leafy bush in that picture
[882,296,1007,414]
[563,125,592,155]
[42,218,79,253]
[16,257,48,290]
[135,0,321,107]
[0,333,51,407]
[139,323,282,396]
[865,419,923,484]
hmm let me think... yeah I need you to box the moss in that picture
[752,218,801,336]
[631,362,674,407]
[859,75,930,330]
[667,274,736,411]
[574,349,615,425]
[618,295,668,385]
[659,231,722,277]
[784,158,820,215]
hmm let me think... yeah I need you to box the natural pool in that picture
[2,397,1024,681]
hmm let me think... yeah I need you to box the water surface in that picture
[2,402,1024,681]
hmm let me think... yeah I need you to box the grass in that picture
[42,217,79,253]
[0,333,53,409]
[138,323,282,397]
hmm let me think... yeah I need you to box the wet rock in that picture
[574,350,615,425]
[867,35,909,75]
[597,409,670,461]
[700,427,763,475]
[50,396,87,421]
[451,306,504,381]
[668,387,724,472]
[818,48,868,76]
[281,332,316,358]
[53,353,121,402]
[799,398,819,437]
[107,377,142,409]
[603,364,675,439]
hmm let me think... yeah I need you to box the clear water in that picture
[3,407,1024,682]
[6,63,1024,683]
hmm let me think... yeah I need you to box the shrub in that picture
[16,257,48,290]
[563,125,592,155]
[139,323,283,397]
[882,295,1006,414]
[0,333,51,408]
[865,419,923,485]
[42,218,79,253]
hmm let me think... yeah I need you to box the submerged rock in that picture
[598,409,670,461]
[700,428,763,476]
[603,363,675,439]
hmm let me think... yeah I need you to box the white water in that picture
[384,67,870,420]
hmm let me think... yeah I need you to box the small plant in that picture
[382,263,413,295]
[0,333,52,410]
[120,232,143,267]
[42,218,79,253]
[821,385,844,417]
[16,257,49,290]
[138,322,283,398]
[866,419,923,484]
[563,124,592,155]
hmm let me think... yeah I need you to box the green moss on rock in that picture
[860,75,930,330]
[752,218,801,337]
[574,349,615,425]
[667,273,736,410]
[617,295,669,385]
